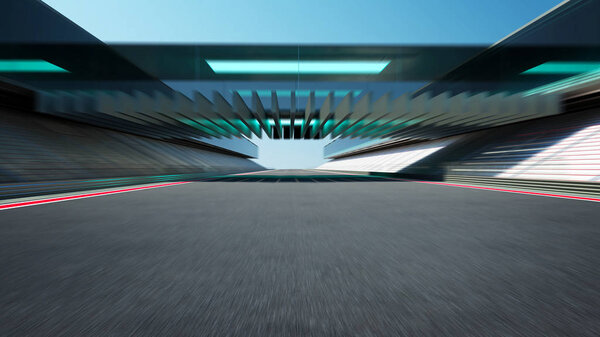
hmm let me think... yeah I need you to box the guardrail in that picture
[0,171,248,201]
[443,174,600,197]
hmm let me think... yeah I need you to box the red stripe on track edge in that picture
[417,180,600,202]
[0,181,190,211]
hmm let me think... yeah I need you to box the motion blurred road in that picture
[1,170,599,336]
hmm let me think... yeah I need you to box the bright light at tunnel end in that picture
[206,60,390,74]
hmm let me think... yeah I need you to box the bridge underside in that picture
[37,89,560,141]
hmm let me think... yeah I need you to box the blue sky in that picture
[43,0,563,168]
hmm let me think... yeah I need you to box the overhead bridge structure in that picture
[37,90,560,141]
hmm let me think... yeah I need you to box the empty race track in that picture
[1,170,599,336]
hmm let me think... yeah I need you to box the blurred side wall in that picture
[320,109,600,183]
[0,106,263,183]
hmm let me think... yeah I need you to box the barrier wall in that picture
[319,136,461,173]
[447,110,600,182]
[0,108,263,183]
[320,110,600,183]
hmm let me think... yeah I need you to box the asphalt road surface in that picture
[1,170,599,336]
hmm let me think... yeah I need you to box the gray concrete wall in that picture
[0,108,263,183]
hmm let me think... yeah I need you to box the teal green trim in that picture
[234,89,362,97]
[522,61,600,74]
[207,60,389,74]
[0,60,68,72]
[523,69,600,96]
